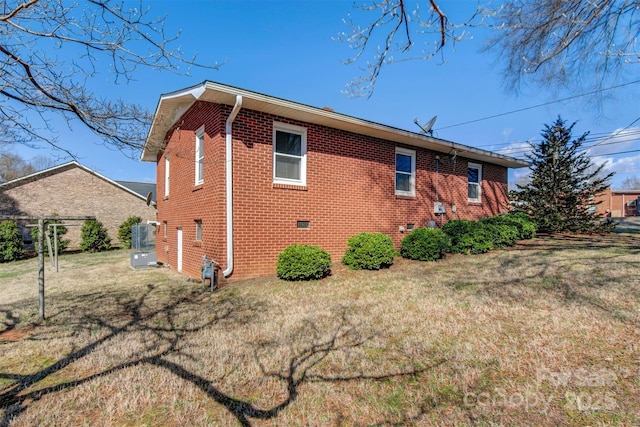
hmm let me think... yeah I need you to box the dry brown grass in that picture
[1,235,640,426]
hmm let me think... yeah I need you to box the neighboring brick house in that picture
[0,161,157,248]
[142,81,528,281]
[595,187,640,218]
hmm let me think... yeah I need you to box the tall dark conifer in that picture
[513,117,613,233]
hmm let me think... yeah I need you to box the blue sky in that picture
[11,0,640,188]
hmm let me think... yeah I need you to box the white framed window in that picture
[395,147,416,197]
[195,126,205,185]
[163,221,167,238]
[468,162,482,203]
[164,153,170,197]
[195,220,202,241]
[273,122,307,186]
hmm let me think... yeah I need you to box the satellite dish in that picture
[145,192,152,206]
[414,115,437,136]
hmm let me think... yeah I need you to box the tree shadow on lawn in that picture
[453,242,640,327]
[0,285,445,426]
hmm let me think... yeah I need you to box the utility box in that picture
[130,223,158,269]
[434,202,446,214]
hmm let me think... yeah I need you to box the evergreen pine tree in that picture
[512,117,613,233]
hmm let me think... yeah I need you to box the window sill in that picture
[163,196,169,201]
[193,185,203,192]
[468,200,482,205]
[193,241,202,247]
[273,183,308,191]
[395,194,416,200]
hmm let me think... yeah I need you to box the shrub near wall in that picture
[0,220,24,262]
[277,244,331,281]
[400,228,450,261]
[342,232,396,270]
[503,212,538,239]
[118,216,142,249]
[442,220,494,255]
[80,219,112,252]
[478,218,519,249]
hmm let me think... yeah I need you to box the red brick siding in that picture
[156,101,509,281]
[155,102,227,278]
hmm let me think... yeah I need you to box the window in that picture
[395,147,416,196]
[195,220,202,241]
[468,163,482,202]
[163,221,167,238]
[195,126,205,185]
[273,122,307,185]
[164,153,170,197]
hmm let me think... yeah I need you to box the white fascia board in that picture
[143,80,529,169]
[141,83,207,162]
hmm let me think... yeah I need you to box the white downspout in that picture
[223,95,243,278]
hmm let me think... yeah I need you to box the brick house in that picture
[0,161,157,248]
[594,187,640,218]
[142,81,528,281]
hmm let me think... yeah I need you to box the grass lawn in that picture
[1,235,640,426]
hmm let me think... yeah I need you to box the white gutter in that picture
[223,95,243,278]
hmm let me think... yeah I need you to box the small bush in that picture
[30,217,70,253]
[442,220,493,255]
[505,212,538,239]
[80,219,112,252]
[0,220,24,262]
[400,228,450,261]
[487,212,538,240]
[118,216,142,249]
[342,232,396,270]
[479,220,519,248]
[277,244,331,281]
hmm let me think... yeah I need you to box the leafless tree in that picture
[0,151,55,182]
[339,0,639,97]
[620,175,640,189]
[1,0,221,157]
[0,152,35,183]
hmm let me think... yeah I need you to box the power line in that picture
[473,128,640,150]
[503,147,640,161]
[581,116,640,151]
[435,79,640,131]
[497,135,640,157]
[493,118,640,158]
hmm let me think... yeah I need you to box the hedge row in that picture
[276,213,537,280]
[404,212,537,260]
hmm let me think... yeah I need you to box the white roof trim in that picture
[142,81,529,169]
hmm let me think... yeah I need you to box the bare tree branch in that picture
[340,0,639,98]
[0,0,223,158]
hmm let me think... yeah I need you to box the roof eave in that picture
[142,81,529,168]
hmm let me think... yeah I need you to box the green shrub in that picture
[442,220,493,255]
[118,216,142,249]
[479,220,519,248]
[0,220,24,262]
[30,217,70,252]
[80,219,112,252]
[400,228,450,261]
[277,244,331,281]
[342,232,396,270]
[505,212,538,239]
